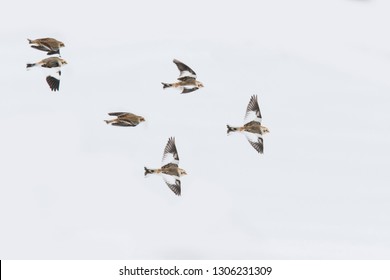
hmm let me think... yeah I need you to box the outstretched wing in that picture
[46,75,60,92]
[161,137,179,167]
[173,59,197,79]
[30,45,51,52]
[108,112,129,117]
[244,95,262,124]
[111,121,135,127]
[162,174,181,196]
[244,132,264,154]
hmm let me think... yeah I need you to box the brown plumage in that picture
[26,57,67,70]
[26,57,67,92]
[104,112,145,127]
[144,137,187,196]
[161,59,204,94]
[227,95,270,154]
[27,38,65,55]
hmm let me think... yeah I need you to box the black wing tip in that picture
[181,87,199,94]
[108,112,127,116]
[250,94,258,103]
[46,76,60,92]
[47,50,60,55]
[249,138,264,154]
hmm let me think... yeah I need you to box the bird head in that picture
[196,81,204,88]
[179,169,187,176]
[60,58,68,65]
[59,41,65,47]
[139,117,146,122]
[262,126,270,134]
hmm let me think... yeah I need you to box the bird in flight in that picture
[27,38,65,56]
[227,95,270,154]
[161,59,204,94]
[144,137,187,196]
[26,57,67,92]
[104,112,145,127]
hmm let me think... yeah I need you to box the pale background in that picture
[0,0,389,259]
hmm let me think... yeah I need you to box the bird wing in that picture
[111,121,136,127]
[173,59,197,79]
[177,76,196,82]
[162,174,181,196]
[30,45,52,52]
[244,132,264,154]
[108,112,130,117]
[161,137,179,167]
[46,75,60,92]
[244,95,262,124]
[181,87,199,94]
[39,38,60,50]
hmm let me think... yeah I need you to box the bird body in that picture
[144,166,187,177]
[227,121,269,135]
[26,57,67,69]
[28,37,65,55]
[104,112,145,127]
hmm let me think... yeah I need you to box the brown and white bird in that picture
[26,57,67,92]
[27,38,65,55]
[26,57,67,71]
[144,137,187,196]
[161,59,204,94]
[227,95,270,154]
[104,112,145,127]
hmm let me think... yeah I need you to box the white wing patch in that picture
[161,137,179,167]
[244,95,262,124]
[244,131,264,154]
[162,174,181,196]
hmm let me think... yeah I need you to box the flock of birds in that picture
[25,37,270,196]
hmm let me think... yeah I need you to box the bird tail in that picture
[144,167,155,176]
[161,82,172,89]
[26,63,36,68]
[227,125,238,134]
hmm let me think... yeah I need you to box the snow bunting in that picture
[104,112,145,127]
[227,95,270,154]
[144,137,187,196]
[26,57,67,91]
[27,38,65,55]
[161,59,204,94]
[26,57,67,72]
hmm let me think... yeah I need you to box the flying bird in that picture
[161,59,204,94]
[26,57,67,72]
[26,57,67,92]
[227,95,270,154]
[144,137,187,196]
[27,38,65,55]
[104,112,145,127]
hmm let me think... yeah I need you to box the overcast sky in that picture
[1,0,390,259]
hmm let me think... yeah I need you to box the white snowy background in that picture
[0,0,389,259]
